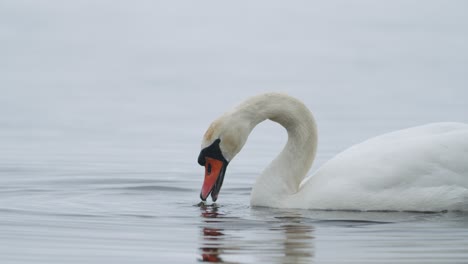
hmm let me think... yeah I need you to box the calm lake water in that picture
[1,1,468,263]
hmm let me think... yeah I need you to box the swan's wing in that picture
[301,123,468,211]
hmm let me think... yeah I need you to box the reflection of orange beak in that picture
[203,227,224,237]
[201,250,222,262]
[200,157,227,202]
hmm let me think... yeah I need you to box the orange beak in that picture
[200,157,227,202]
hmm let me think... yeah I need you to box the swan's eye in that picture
[207,163,212,175]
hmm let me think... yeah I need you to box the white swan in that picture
[197,93,468,212]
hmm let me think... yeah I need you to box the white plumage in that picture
[200,93,468,211]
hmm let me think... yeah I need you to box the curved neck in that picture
[232,93,318,206]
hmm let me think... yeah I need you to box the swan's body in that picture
[198,93,468,211]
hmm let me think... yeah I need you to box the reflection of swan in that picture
[200,227,224,262]
[199,205,225,262]
[279,224,314,263]
[198,93,468,211]
[271,213,315,264]
[198,204,315,263]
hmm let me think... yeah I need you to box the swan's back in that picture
[298,122,468,211]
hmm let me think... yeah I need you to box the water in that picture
[1,1,468,263]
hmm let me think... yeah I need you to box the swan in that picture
[197,93,468,211]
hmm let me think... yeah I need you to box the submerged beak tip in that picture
[200,193,206,201]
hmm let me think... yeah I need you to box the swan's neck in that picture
[232,94,318,206]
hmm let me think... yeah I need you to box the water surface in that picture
[1,1,468,263]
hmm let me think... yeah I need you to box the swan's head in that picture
[198,114,250,201]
